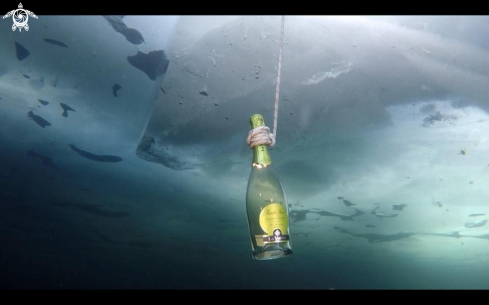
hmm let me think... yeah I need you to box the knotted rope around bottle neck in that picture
[247,126,276,149]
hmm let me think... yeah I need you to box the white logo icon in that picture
[3,3,37,32]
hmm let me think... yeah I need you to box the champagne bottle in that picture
[246,114,293,260]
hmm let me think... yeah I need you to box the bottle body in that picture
[246,160,293,260]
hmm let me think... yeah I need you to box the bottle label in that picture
[258,203,289,244]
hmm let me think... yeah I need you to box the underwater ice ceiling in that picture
[3,15,489,289]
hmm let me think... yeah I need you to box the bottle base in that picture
[252,243,293,260]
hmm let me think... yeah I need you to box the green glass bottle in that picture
[246,114,293,260]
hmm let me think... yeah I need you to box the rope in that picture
[247,126,276,148]
[247,15,285,149]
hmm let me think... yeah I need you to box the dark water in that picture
[1,148,489,290]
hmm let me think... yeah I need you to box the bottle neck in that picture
[252,144,272,166]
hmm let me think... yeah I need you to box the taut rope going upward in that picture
[247,15,285,149]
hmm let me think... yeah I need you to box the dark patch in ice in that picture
[323,208,365,220]
[14,41,30,61]
[423,111,443,125]
[69,144,122,163]
[423,111,457,127]
[291,196,371,222]
[468,213,486,217]
[37,99,49,106]
[43,38,68,48]
[199,89,208,96]
[103,15,145,45]
[464,220,488,228]
[291,207,364,222]
[60,103,75,117]
[135,135,194,170]
[113,83,121,97]
[50,201,129,218]
[121,28,144,44]
[371,206,398,219]
[366,224,376,228]
[27,110,51,128]
[127,50,169,81]
[334,226,413,243]
[420,231,462,239]
[393,203,408,211]
[160,87,166,94]
[26,150,57,169]
[23,74,30,79]
[343,199,356,207]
